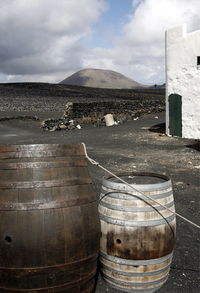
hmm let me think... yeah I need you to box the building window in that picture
[197,56,200,65]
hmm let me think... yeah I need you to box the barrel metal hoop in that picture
[100,262,171,277]
[103,280,162,293]
[0,253,98,271]
[102,172,172,193]
[99,199,174,213]
[0,160,87,169]
[0,271,96,292]
[100,252,173,266]
[0,178,92,189]
[99,213,175,227]
[102,273,169,287]
[105,279,162,293]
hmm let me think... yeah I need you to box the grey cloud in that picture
[0,0,106,79]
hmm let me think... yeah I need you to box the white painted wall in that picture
[165,24,200,139]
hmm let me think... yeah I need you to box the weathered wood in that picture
[0,143,100,292]
[99,172,176,293]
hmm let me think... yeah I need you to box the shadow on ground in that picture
[186,141,200,152]
[149,122,165,134]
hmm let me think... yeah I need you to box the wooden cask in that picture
[99,172,176,293]
[0,143,100,292]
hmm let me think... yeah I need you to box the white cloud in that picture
[0,0,106,81]
[84,0,200,84]
[123,0,200,44]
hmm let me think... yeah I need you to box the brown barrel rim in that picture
[0,143,85,155]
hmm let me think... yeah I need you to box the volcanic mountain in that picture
[60,68,146,89]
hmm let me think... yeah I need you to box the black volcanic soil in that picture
[0,83,199,293]
[0,82,164,112]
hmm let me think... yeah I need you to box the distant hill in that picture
[60,68,147,89]
[149,83,165,89]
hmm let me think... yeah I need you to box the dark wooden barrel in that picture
[99,172,176,293]
[0,143,100,292]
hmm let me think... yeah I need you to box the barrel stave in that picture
[100,221,175,260]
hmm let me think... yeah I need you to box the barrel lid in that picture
[103,172,172,192]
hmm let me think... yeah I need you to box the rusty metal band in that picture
[0,272,96,292]
[100,262,171,277]
[0,159,87,169]
[102,272,169,287]
[100,251,173,266]
[0,178,92,189]
[99,213,176,227]
[99,199,175,212]
[0,253,98,271]
[103,280,162,293]
[100,189,173,200]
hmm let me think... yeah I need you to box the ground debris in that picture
[40,115,107,131]
[41,117,77,131]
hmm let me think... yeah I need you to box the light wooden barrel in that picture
[98,172,176,293]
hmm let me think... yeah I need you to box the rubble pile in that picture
[40,115,107,131]
[40,118,82,132]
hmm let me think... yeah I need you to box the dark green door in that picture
[169,93,182,137]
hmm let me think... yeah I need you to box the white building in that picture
[165,24,200,139]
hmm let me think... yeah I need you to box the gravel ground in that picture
[0,110,199,293]
[0,82,164,112]
[0,83,199,292]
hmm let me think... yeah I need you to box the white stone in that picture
[165,24,200,139]
[104,114,115,127]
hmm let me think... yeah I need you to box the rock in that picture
[49,125,59,132]
[40,120,46,128]
[63,102,74,119]
[104,114,115,127]
[59,124,68,130]
[67,124,76,130]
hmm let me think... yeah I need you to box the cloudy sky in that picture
[0,0,200,84]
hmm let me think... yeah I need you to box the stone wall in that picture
[64,100,165,121]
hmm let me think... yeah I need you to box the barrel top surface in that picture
[103,172,172,192]
[0,143,85,154]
